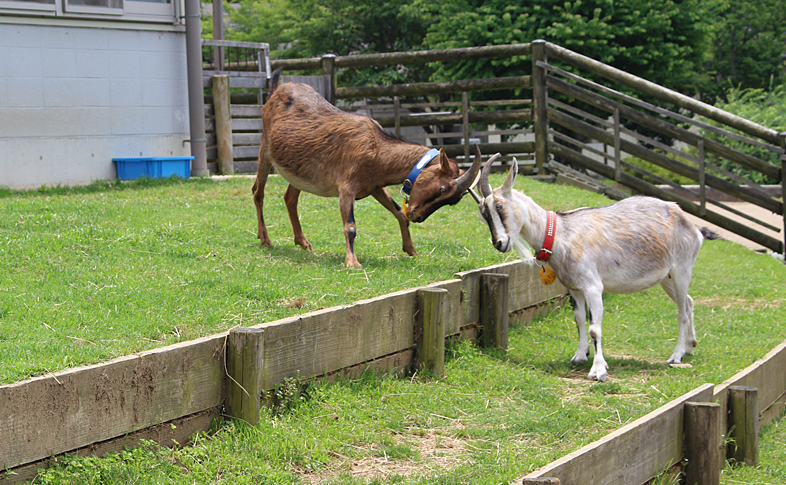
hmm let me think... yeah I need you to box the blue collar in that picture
[402,148,440,196]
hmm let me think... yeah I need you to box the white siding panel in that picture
[0,24,190,188]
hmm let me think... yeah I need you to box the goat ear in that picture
[501,158,518,195]
[438,149,452,174]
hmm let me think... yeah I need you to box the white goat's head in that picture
[477,156,534,259]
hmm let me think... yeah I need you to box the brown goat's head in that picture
[406,146,483,223]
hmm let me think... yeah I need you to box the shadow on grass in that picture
[476,344,671,381]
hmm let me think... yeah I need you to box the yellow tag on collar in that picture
[539,267,557,285]
[402,198,409,220]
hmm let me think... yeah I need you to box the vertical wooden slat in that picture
[321,54,337,105]
[780,132,786,255]
[699,140,706,216]
[394,96,401,138]
[613,108,621,182]
[463,91,470,162]
[532,40,548,174]
[479,273,509,350]
[226,328,265,425]
[684,402,721,485]
[728,386,759,466]
[211,75,234,175]
[416,288,447,377]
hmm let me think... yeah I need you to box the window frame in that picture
[0,0,177,22]
[0,0,56,14]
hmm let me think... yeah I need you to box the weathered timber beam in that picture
[202,39,270,50]
[544,42,781,145]
[549,142,784,253]
[547,76,780,181]
[373,108,532,128]
[547,108,782,214]
[271,43,532,72]
[439,142,535,158]
[336,76,531,99]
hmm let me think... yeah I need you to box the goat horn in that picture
[479,152,501,198]
[455,144,483,193]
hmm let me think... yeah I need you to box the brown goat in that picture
[252,68,482,268]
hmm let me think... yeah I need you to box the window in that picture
[124,0,173,19]
[0,0,56,13]
[0,0,176,21]
[63,0,123,16]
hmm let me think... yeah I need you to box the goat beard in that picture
[511,234,535,261]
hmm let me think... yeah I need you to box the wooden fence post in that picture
[321,54,337,105]
[479,273,509,350]
[226,327,265,425]
[684,401,721,485]
[728,386,759,466]
[416,288,447,377]
[532,39,548,174]
[212,74,234,175]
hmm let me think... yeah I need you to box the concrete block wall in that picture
[0,23,191,188]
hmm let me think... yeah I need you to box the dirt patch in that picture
[295,428,468,484]
[694,296,784,311]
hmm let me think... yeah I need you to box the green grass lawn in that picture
[2,174,785,484]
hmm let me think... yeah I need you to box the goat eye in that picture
[440,186,446,193]
[496,203,503,211]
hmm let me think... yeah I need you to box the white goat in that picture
[477,156,714,381]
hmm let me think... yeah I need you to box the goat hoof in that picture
[571,353,589,366]
[589,367,607,382]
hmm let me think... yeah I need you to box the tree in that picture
[224,0,432,85]
[701,0,786,101]
[414,0,708,96]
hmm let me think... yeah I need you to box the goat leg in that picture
[569,290,590,366]
[584,288,608,382]
[283,185,312,251]
[661,272,698,364]
[371,187,417,257]
[338,192,361,268]
[252,170,272,247]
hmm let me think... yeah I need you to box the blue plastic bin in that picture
[113,156,193,181]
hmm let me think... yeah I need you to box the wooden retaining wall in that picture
[520,339,786,485]
[3,254,785,485]
[0,258,567,483]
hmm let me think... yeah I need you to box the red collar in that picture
[536,211,556,262]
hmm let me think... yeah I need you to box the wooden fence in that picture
[0,258,567,483]
[205,40,785,253]
[2,251,785,484]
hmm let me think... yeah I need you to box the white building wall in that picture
[0,23,190,188]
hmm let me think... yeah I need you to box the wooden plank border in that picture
[0,335,225,470]
[523,384,715,485]
[0,259,562,478]
[714,340,786,432]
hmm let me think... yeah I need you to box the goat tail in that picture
[699,227,722,241]
[269,67,283,95]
